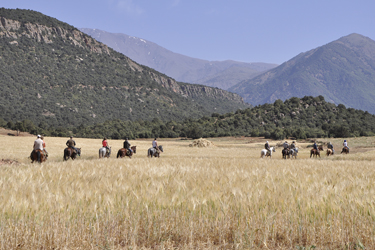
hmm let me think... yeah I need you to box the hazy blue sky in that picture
[2,0,374,64]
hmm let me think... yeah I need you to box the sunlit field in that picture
[1,135,375,249]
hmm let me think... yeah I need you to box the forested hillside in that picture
[0,8,248,129]
[4,96,375,140]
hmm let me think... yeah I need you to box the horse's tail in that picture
[117,150,120,158]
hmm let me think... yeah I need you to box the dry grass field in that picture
[1,134,375,249]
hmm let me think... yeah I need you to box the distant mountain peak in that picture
[229,33,375,114]
[79,28,278,90]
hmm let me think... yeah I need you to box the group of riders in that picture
[264,139,350,156]
[32,135,161,163]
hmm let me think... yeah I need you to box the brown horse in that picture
[310,149,320,158]
[117,146,137,158]
[64,147,81,161]
[341,146,349,154]
[326,149,334,156]
[30,150,47,163]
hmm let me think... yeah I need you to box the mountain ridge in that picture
[79,28,278,90]
[0,8,249,129]
[229,33,375,114]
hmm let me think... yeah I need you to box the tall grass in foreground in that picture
[0,136,375,249]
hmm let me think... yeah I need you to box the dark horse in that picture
[341,146,349,154]
[117,146,137,158]
[64,147,81,161]
[148,145,163,158]
[282,148,290,159]
[30,150,47,163]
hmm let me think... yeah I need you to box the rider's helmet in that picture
[126,138,128,140]
[344,140,346,142]
[37,134,41,138]
[266,141,268,143]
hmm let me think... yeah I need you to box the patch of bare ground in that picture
[0,128,33,137]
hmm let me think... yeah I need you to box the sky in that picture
[1,0,375,64]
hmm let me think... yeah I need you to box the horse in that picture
[64,147,81,161]
[282,148,290,159]
[148,145,163,158]
[117,146,137,158]
[290,148,298,159]
[30,150,47,163]
[260,147,275,158]
[341,146,349,154]
[326,148,334,156]
[99,147,111,158]
[310,148,320,158]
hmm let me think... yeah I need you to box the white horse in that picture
[290,148,298,159]
[260,147,275,158]
[99,147,111,158]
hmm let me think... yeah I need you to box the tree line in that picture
[3,96,375,140]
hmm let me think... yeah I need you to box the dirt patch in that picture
[0,128,33,137]
[0,159,19,166]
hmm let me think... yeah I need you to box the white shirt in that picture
[343,142,348,147]
[152,140,158,148]
[34,138,44,150]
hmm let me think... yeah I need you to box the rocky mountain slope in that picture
[229,33,375,114]
[79,28,277,90]
[0,8,249,128]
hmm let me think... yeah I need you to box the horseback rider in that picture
[153,138,160,153]
[123,137,132,155]
[343,139,349,153]
[313,141,318,151]
[327,141,335,154]
[265,141,271,155]
[283,141,289,151]
[290,141,296,149]
[102,137,110,154]
[33,135,44,163]
[66,136,78,153]
[41,136,48,158]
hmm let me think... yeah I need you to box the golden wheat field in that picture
[1,134,375,249]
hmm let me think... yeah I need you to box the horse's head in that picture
[131,146,136,154]
[159,145,163,152]
[77,148,81,156]
[272,147,276,152]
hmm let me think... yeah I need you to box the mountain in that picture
[79,28,277,90]
[0,8,249,129]
[229,33,375,114]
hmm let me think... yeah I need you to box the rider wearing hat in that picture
[33,135,44,163]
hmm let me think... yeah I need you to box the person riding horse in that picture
[41,136,48,158]
[313,141,318,152]
[152,138,160,154]
[123,138,132,156]
[33,135,44,163]
[102,138,110,154]
[327,141,335,154]
[342,140,349,153]
[66,136,78,153]
[265,141,271,155]
[290,141,296,149]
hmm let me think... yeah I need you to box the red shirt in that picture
[102,140,108,147]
